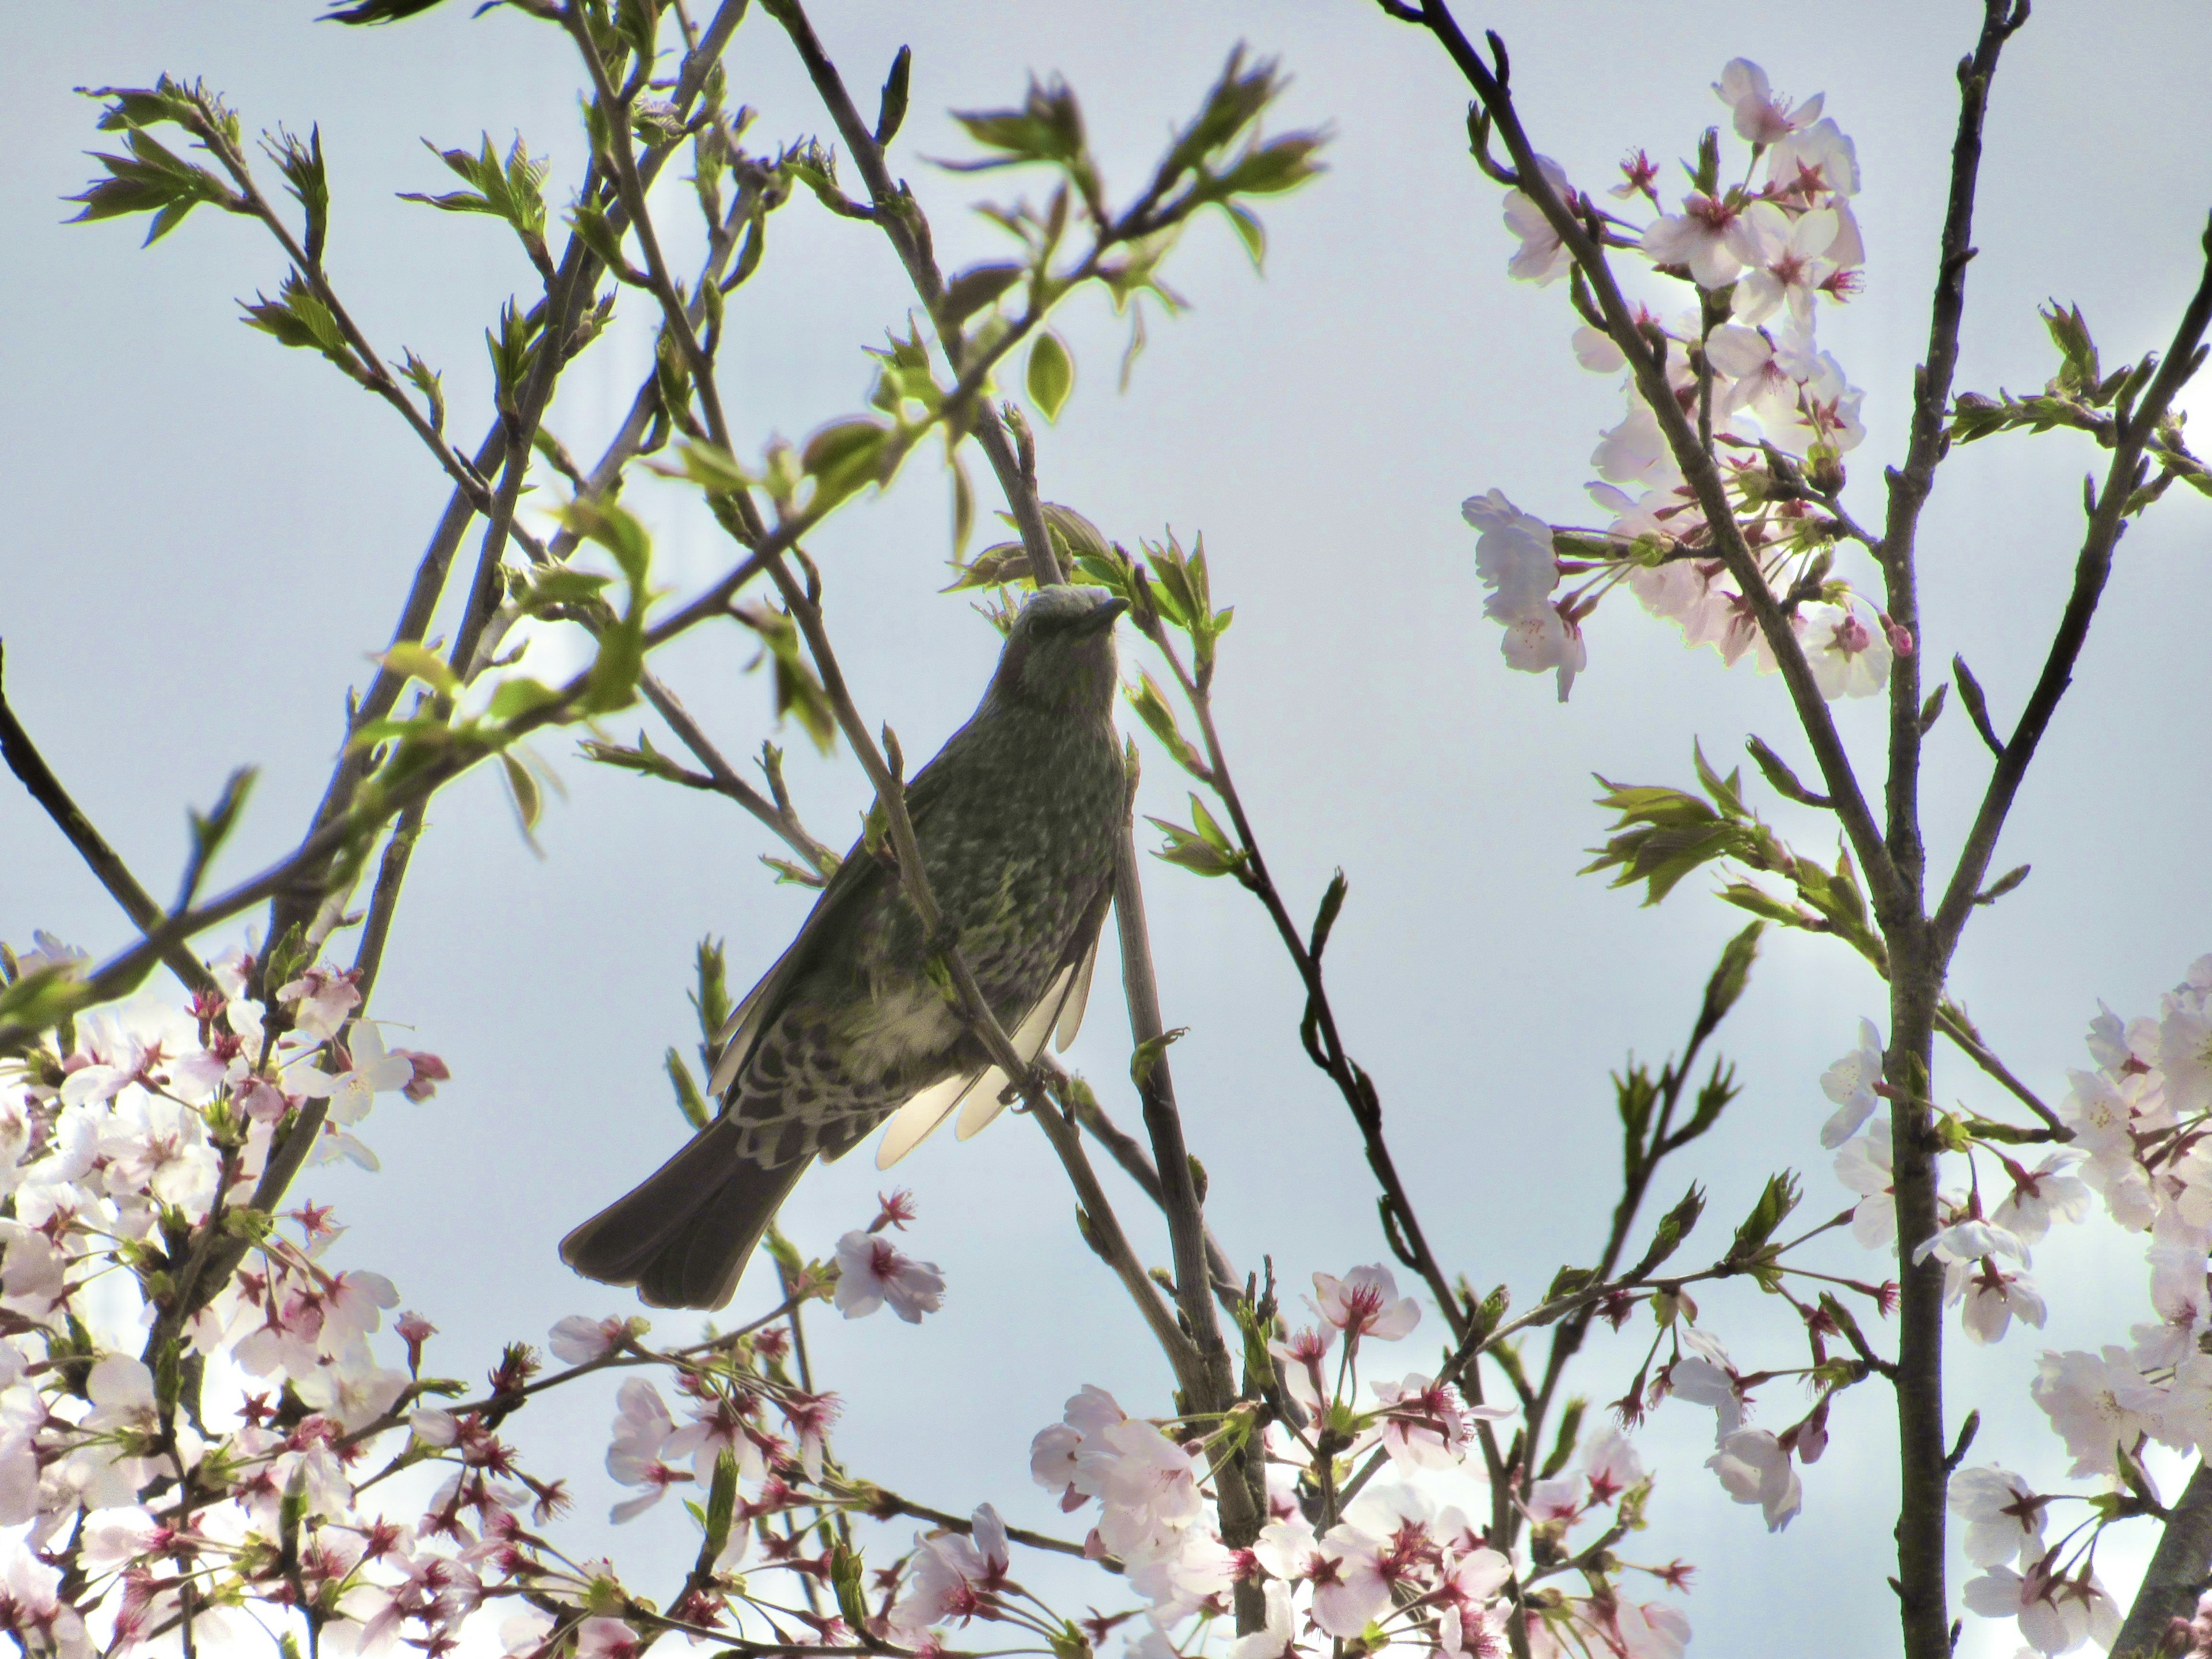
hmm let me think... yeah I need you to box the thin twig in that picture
[0,642,217,997]
[1929,229,2212,961]
[638,671,836,873]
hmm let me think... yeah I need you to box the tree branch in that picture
[1930,225,2212,961]
[0,642,217,997]
[1412,0,1911,936]
[2115,1459,2212,1658]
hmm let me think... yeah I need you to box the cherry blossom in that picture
[1713,59,1824,146]
[1733,203,1841,326]
[1948,1258,2047,1347]
[2159,959,2212,1113]
[1309,1265,1421,1343]
[1767,118,1861,203]
[1818,1019,1886,1149]
[1962,1556,2120,1656]
[1799,600,1892,699]
[1948,1465,2048,1569]
[1370,1373,1509,1470]
[1992,1153,2093,1244]
[1462,491,1585,701]
[2032,1348,2158,1478]
[1704,1428,1801,1531]
[1078,1418,1204,1560]
[895,1505,1012,1630]
[1224,1581,1303,1659]
[833,1229,946,1322]
[605,1378,688,1521]
[275,966,362,1041]
[1641,194,1758,288]
[1501,157,1575,285]
[548,1313,632,1365]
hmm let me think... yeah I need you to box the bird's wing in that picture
[704,759,974,1099]
[873,914,1101,1166]
[1055,927,1101,1052]
[874,1057,1005,1170]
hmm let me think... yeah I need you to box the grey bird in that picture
[560,584,1129,1309]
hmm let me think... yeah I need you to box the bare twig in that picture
[1930,231,2212,961]
[638,671,836,874]
[0,642,217,997]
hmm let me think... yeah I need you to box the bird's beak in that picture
[1075,595,1130,635]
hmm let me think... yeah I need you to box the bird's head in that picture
[986,584,1128,717]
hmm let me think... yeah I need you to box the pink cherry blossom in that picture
[1962,1557,2119,1656]
[1705,1429,1801,1531]
[1303,1524,1394,1638]
[548,1315,629,1366]
[1713,59,1824,146]
[833,1229,945,1323]
[275,966,362,1041]
[1501,157,1575,285]
[1819,1018,1886,1149]
[1800,601,1892,700]
[1948,1465,2048,1569]
[605,1378,688,1522]
[1309,1266,1421,1343]
[2032,1348,2157,1477]
[573,1617,643,1659]
[1734,203,1841,326]
[1641,194,1758,288]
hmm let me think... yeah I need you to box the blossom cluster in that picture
[926,1266,1697,1659]
[1467,59,1907,703]
[1809,956,2212,1654]
[0,934,983,1659]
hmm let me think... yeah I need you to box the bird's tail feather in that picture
[559,1120,810,1310]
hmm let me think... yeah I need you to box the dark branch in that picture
[0,641,217,997]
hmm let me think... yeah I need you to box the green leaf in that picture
[1146,816,1249,881]
[1630,1184,1705,1278]
[1308,869,1348,960]
[940,262,1023,325]
[377,642,462,700]
[1693,921,1763,1044]
[1220,202,1266,269]
[1124,672,1207,777]
[874,45,913,146]
[2040,301,2100,395]
[1130,1027,1188,1091]
[829,1540,870,1636]
[499,752,543,844]
[400,134,550,271]
[267,124,330,265]
[941,540,1033,592]
[799,418,891,513]
[179,766,258,910]
[567,199,641,282]
[1039,502,1111,569]
[484,676,561,724]
[1213,132,1326,198]
[65,126,234,245]
[1027,331,1074,423]
[1692,740,1745,819]
[241,270,368,383]
[579,730,693,785]
[396,350,446,435]
[666,1046,710,1129]
[1727,1171,1802,1266]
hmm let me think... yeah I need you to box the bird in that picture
[560,583,1130,1309]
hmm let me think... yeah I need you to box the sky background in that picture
[6,2,2212,1654]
